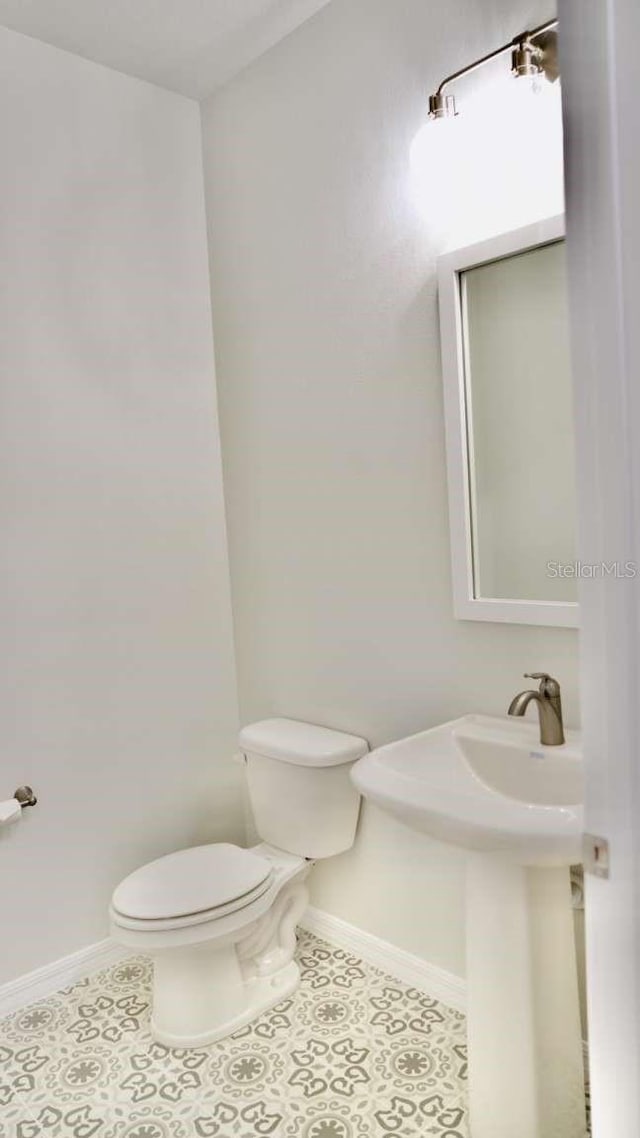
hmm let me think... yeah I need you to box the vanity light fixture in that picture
[428,17,559,120]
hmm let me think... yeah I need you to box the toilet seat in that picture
[110,842,307,953]
[111,843,274,929]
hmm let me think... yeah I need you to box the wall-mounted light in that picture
[427,17,559,121]
[410,16,563,245]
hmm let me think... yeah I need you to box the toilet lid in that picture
[111,843,273,921]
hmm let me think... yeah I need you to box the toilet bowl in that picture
[110,841,309,1046]
[110,718,367,1046]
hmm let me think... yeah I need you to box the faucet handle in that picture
[524,672,561,697]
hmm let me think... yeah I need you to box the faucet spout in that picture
[508,690,539,718]
[507,673,565,746]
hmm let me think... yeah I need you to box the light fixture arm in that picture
[429,16,558,118]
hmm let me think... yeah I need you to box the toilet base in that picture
[150,958,300,1048]
[112,854,311,1049]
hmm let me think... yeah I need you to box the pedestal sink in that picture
[351,714,587,1138]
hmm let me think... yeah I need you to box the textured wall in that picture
[201,0,578,976]
[0,27,242,984]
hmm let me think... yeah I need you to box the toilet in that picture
[109,718,367,1047]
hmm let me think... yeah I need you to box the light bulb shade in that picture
[511,42,544,78]
[428,92,457,119]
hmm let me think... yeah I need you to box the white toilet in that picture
[109,718,367,1047]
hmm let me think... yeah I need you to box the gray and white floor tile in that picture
[0,932,468,1137]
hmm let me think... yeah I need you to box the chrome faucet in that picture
[508,673,565,746]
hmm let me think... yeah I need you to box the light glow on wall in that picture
[410,77,564,246]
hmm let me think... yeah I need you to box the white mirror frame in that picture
[437,215,579,628]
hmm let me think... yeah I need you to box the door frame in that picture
[561,0,640,1133]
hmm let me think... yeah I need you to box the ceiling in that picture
[0,0,333,99]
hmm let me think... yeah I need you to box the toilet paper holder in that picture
[14,786,37,808]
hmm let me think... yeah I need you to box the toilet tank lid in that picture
[238,718,368,767]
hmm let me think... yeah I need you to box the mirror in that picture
[438,217,579,627]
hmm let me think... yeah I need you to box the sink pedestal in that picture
[350,714,587,1135]
[466,855,586,1138]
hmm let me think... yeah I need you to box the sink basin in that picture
[351,713,584,865]
[453,716,583,807]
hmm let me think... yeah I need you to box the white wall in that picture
[0,27,242,984]
[201,0,580,977]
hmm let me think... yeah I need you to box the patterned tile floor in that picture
[0,932,468,1138]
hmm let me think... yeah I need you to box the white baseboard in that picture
[0,939,128,1019]
[301,908,591,1068]
[300,905,466,1013]
[0,909,591,1077]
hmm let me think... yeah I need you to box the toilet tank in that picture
[238,718,368,859]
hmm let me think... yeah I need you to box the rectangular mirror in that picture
[438,217,579,627]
